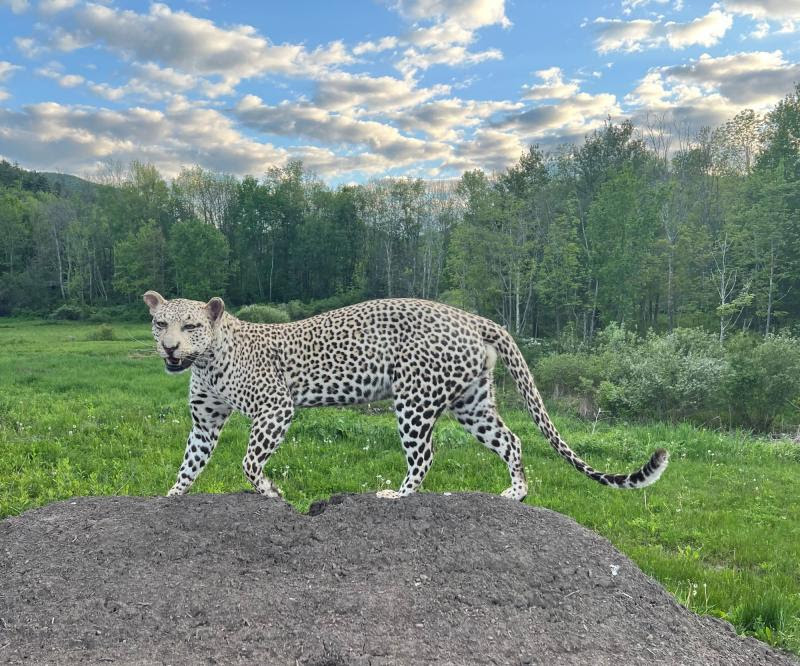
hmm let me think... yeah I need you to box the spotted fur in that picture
[144,291,668,500]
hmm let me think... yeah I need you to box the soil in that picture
[0,492,796,665]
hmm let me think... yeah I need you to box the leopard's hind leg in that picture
[450,370,528,501]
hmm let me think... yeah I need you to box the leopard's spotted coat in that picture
[144,292,668,500]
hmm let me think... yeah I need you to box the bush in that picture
[725,333,800,430]
[597,327,728,422]
[530,325,800,431]
[48,304,87,320]
[88,304,151,323]
[535,353,603,399]
[284,300,311,321]
[236,304,290,324]
[86,324,115,341]
[437,289,471,311]
[284,290,364,321]
[533,326,740,426]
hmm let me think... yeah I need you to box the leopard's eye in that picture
[182,323,200,331]
[154,320,167,329]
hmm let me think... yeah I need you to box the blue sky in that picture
[0,0,798,184]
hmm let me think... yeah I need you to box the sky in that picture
[0,0,798,184]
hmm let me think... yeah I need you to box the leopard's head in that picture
[143,291,225,374]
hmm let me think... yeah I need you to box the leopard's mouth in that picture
[164,356,195,374]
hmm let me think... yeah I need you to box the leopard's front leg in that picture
[168,393,231,497]
[243,395,294,498]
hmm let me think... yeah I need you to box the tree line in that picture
[1,84,799,342]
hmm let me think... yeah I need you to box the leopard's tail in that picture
[485,325,668,489]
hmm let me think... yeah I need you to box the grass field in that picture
[1,318,799,654]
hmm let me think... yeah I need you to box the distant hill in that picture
[0,159,51,193]
[41,171,99,197]
[0,160,100,198]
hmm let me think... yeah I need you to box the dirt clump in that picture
[0,492,795,665]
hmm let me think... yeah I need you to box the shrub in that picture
[48,304,86,320]
[597,328,728,422]
[534,326,735,425]
[284,300,311,321]
[535,352,603,399]
[437,289,471,311]
[236,304,290,324]
[725,333,800,430]
[284,290,364,321]
[88,304,151,323]
[86,324,115,341]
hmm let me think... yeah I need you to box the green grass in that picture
[1,319,799,654]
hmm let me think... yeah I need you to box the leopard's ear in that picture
[206,297,225,324]
[143,291,165,314]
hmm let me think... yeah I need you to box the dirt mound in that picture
[0,493,794,665]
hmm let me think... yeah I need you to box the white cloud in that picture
[723,0,800,20]
[58,73,84,87]
[0,61,23,82]
[353,36,399,55]
[407,21,475,47]
[749,20,770,38]
[233,95,449,164]
[397,44,502,75]
[14,36,45,57]
[0,101,396,181]
[45,60,240,103]
[622,0,670,13]
[380,0,509,76]
[660,50,800,106]
[391,0,510,29]
[724,0,800,33]
[495,92,622,138]
[0,63,16,99]
[523,67,580,100]
[35,65,86,89]
[665,10,733,49]
[355,21,504,77]
[592,17,661,53]
[21,2,355,94]
[38,0,75,13]
[625,50,800,131]
[592,9,733,53]
[447,126,525,174]
[388,97,521,140]
[0,0,29,13]
[313,72,449,113]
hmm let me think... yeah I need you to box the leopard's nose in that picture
[163,341,180,355]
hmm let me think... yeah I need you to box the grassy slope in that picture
[1,319,799,653]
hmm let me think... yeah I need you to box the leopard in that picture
[143,291,668,501]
